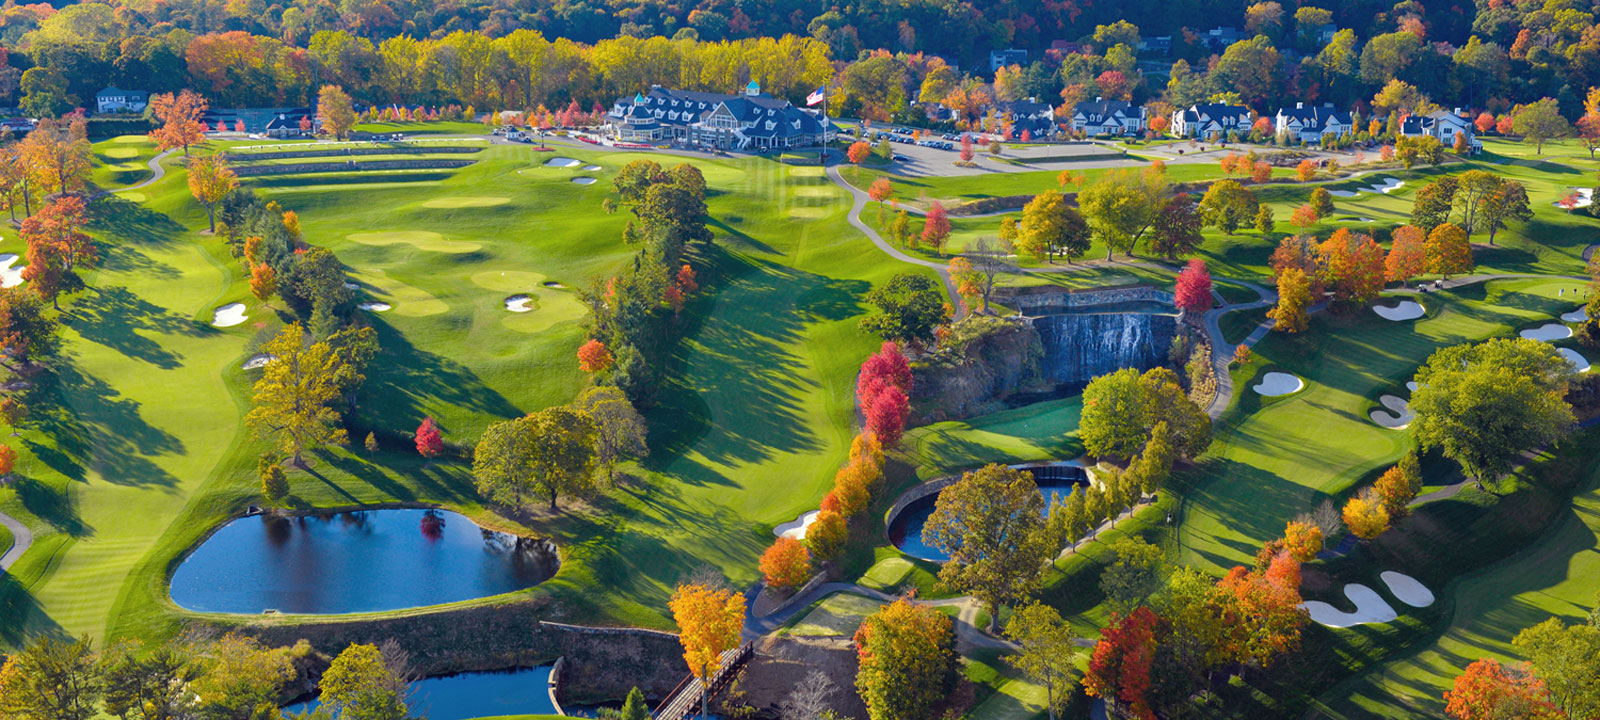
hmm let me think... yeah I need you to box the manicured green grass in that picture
[0,520,11,559]
[782,591,884,636]
[90,134,157,190]
[1219,306,1269,345]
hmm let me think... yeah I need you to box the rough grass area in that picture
[783,592,884,637]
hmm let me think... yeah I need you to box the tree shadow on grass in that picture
[38,361,183,490]
[67,286,212,369]
[87,195,186,247]
[355,318,524,430]
[13,475,87,537]
[0,572,63,647]
[1179,457,1320,566]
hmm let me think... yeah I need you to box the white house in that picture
[606,83,834,151]
[1070,99,1146,136]
[1400,109,1482,151]
[1170,103,1251,138]
[1273,102,1352,144]
[997,99,1057,139]
[95,86,148,114]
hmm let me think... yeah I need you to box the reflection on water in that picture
[287,666,557,720]
[888,467,1087,562]
[171,508,557,614]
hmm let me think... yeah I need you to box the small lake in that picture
[287,666,557,720]
[888,465,1087,562]
[170,508,558,614]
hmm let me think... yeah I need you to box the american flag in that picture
[806,87,826,106]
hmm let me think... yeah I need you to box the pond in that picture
[287,666,557,720]
[170,508,558,614]
[887,465,1088,562]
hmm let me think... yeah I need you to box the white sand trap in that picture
[544,157,581,168]
[1562,307,1589,323]
[1371,395,1414,429]
[1521,323,1574,341]
[242,353,274,370]
[1328,189,1361,198]
[582,164,602,171]
[505,295,533,312]
[1339,216,1377,223]
[1380,571,1435,608]
[212,303,247,327]
[1369,177,1404,193]
[343,282,360,290]
[1556,188,1594,209]
[571,177,597,185]
[1559,347,1591,373]
[1253,372,1304,396]
[543,281,565,289]
[1373,300,1424,321]
[1406,381,1419,393]
[0,254,25,288]
[1302,584,1399,628]
[358,302,392,312]
[775,510,821,540]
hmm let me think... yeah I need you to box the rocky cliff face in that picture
[910,317,1047,422]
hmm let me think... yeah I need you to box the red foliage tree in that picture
[1385,225,1427,285]
[758,536,812,589]
[1445,659,1562,720]
[21,196,97,309]
[960,134,975,162]
[576,339,615,373]
[415,417,444,459]
[1474,112,1496,134]
[676,264,699,294]
[0,444,15,476]
[1084,606,1160,720]
[1290,204,1319,229]
[847,141,872,164]
[1215,553,1306,669]
[1496,115,1515,135]
[921,202,951,254]
[857,342,912,412]
[865,385,910,446]
[1174,258,1214,315]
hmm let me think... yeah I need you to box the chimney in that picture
[1096,96,1103,102]
[1296,102,1304,109]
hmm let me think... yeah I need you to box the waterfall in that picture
[1030,312,1177,384]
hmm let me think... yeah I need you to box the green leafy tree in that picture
[854,599,957,720]
[260,460,289,505]
[1479,181,1533,245]
[1080,367,1211,459]
[1411,338,1576,488]
[100,639,199,720]
[317,84,357,139]
[1197,179,1258,235]
[1016,190,1091,263]
[189,633,296,720]
[244,324,350,465]
[859,272,945,346]
[1513,618,1600,720]
[0,285,61,371]
[1004,602,1082,720]
[1099,537,1167,614]
[473,407,598,510]
[0,635,101,720]
[1511,98,1573,154]
[574,385,648,480]
[1077,169,1168,260]
[319,644,408,720]
[1310,187,1335,218]
[923,463,1054,632]
[1255,205,1275,234]
[1411,176,1460,232]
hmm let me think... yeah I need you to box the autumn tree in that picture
[1385,225,1427,286]
[759,536,812,589]
[573,385,648,480]
[1412,176,1459,231]
[1412,338,1575,488]
[1148,192,1203,259]
[1078,168,1168,260]
[187,152,238,233]
[148,90,209,157]
[1372,454,1422,518]
[867,176,892,221]
[854,598,957,720]
[1445,659,1562,720]
[245,324,350,465]
[1173,258,1213,318]
[1080,367,1212,460]
[1310,187,1335,219]
[577,338,614,372]
[1004,602,1081,720]
[249,262,276,303]
[1213,552,1306,668]
[0,635,101,720]
[473,407,597,511]
[1016,190,1090,263]
[1289,204,1318,230]
[924,464,1054,631]
[1282,520,1323,562]
[1198,179,1258,235]
[1099,537,1167,614]
[318,85,358,140]
[1084,607,1159,720]
[0,286,61,370]
[1320,229,1386,307]
[1512,617,1600,719]
[319,643,409,720]
[805,509,847,560]
[1255,205,1275,234]
[187,633,297,720]
[1295,159,1317,182]
[20,196,96,309]
[19,117,91,196]
[1342,487,1391,540]
[1268,267,1311,333]
[847,141,871,164]
[670,582,746,720]
[920,201,951,254]
[414,416,443,460]
[1424,222,1473,278]
[260,457,288,504]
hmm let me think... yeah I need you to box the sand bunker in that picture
[505,295,534,312]
[1556,188,1595,209]
[1328,189,1361,198]
[1562,307,1589,323]
[354,268,448,317]
[571,177,597,185]
[421,196,508,209]
[343,282,360,290]
[1373,300,1424,321]
[1521,323,1574,341]
[1253,372,1304,397]
[1559,347,1591,373]
[242,353,274,370]
[775,510,821,540]
[582,164,602,171]
[543,280,566,289]
[1370,395,1414,429]
[544,157,581,168]
[1406,381,1419,393]
[0,254,25,288]
[212,303,247,327]
[1302,584,1399,628]
[1370,177,1404,193]
[348,230,481,254]
[1380,571,1435,608]
[1339,216,1378,223]
[358,302,392,312]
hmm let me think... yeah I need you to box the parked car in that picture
[893,154,911,162]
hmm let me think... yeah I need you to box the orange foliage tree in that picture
[1290,204,1319,230]
[148,90,210,157]
[20,196,96,309]
[848,141,872,164]
[1385,225,1427,285]
[1425,222,1474,278]
[0,444,14,476]
[1084,606,1158,720]
[1295,159,1317,182]
[669,583,747,720]
[758,536,812,589]
[19,117,91,196]
[1445,659,1563,720]
[1251,162,1272,183]
[576,339,614,372]
[187,152,239,233]
[249,262,276,303]
[1215,552,1306,669]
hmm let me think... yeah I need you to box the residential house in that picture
[1138,36,1173,55]
[997,99,1057,139]
[1273,102,1352,144]
[1170,103,1251,138]
[989,48,1029,72]
[1203,27,1242,50]
[605,83,834,151]
[1400,109,1481,151]
[95,86,148,114]
[1070,99,1147,136]
[200,107,315,137]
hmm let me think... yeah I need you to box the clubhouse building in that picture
[605,83,835,151]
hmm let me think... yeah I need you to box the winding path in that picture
[89,147,177,201]
[0,508,30,572]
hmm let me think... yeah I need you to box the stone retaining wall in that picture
[1003,284,1174,314]
[234,145,483,161]
[234,158,477,176]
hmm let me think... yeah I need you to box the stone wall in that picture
[233,145,483,161]
[234,158,477,176]
[1003,284,1175,314]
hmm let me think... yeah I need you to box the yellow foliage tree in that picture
[669,583,746,720]
[1342,488,1391,540]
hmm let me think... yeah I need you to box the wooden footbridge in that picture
[652,642,755,720]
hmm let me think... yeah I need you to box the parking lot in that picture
[852,127,1142,177]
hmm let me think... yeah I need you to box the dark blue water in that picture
[888,469,1085,562]
[171,509,558,614]
[287,666,557,720]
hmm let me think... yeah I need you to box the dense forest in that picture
[2,0,1598,126]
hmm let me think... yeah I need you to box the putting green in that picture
[421,196,509,209]
[501,287,585,333]
[788,206,828,218]
[103,147,139,159]
[470,270,549,292]
[353,268,450,317]
[117,192,147,202]
[348,230,481,254]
